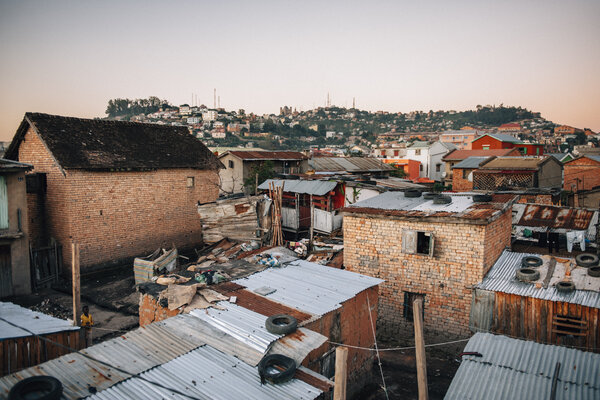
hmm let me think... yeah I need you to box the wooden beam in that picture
[72,243,81,327]
[333,346,348,400]
[413,297,429,400]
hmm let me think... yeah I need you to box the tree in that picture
[243,161,276,194]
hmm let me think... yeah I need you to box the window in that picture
[522,147,528,155]
[419,164,423,172]
[402,230,434,256]
[482,145,490,150]
[0,176,6,229]
[435,164,441,172]
[552,315,587,336]
[463,169,469,179]
[228,160,234,168]
[536,147,540,155]
[415,149,421,155]
[403,292,425,321]
[186,177,195,188]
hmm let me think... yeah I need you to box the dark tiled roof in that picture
[6,113,223,170]
[225,151,307,160]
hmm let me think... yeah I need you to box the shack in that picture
[446,332,600,399]
[0,301,79,375]
[470,251,600,352]
[258,179,345,236]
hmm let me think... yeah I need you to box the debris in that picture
[162,284,198,310]
[133,247,178,285]
[198,289,229,303]
[155,274,190,285]
[254,286,276,296]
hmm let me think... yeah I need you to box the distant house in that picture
[471,133,544,155]
[381,159,421,180]
[442,148,521,187]
[0,159,32,297]
[6,113,223,274]
[218,151,308,194]
[405,141,456,181]
[546,152,574,163]
[308,157,395,176]
[439,129,481,150]
[497,122,521,132]
[473,156,562,191]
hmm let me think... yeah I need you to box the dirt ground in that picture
[8,265,140,344]
[358,343,462,400]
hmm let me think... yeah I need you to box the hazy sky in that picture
[1,0,599,140]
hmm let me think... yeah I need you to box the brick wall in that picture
[564,158,600,191]
[17,126,220,273]
[452,168,474,191]
[343,211,511,339]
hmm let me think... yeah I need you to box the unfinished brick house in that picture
[343,192,514,339]
[5,113,223,274]
[473,156,562,191]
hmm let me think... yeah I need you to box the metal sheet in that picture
[477,251,600,308]
[258,179,337,196]
[452,156,490,170]
[349,191,474,213]
[309,157,394,172]
[0,301,79,340]
[516,204,596,230]
[234,259,384,316]
[88,345,322,400]
[445,333,600,400]
[267,328,327,367]
[190,303,282,353]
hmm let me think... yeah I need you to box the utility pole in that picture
[309,194,314,246]
[72,243,81,327]
[413,297,428,400]
[333,346,348,400]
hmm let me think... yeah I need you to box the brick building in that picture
[343,192,513,339]
[5,113,223,274]
[451,156,490,192]
[473,156,562,191]
[442,148,520,187]
[563,155,600,192]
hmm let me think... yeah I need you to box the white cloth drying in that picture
[566,230,585,252]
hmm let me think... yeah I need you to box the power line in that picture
[0,317,204,400]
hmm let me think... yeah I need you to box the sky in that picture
[0,0,599,140]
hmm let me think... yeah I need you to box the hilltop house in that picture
[439,129,481,150]
[405,141,456,182]
[217,151,308,194]
[471,133,544,155]
[6,113,223,275]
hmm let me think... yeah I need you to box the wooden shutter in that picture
[402,230,417,254]
[0,176,7,230]
[428,233,435,257]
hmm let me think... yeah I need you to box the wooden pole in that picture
[413,297,428,400]
[72,243,81,326]
[255,173,258,196]
[309,194,314,245]
[333,346,348,400]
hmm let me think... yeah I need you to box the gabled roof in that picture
[6,113,223,170]
[443,148,518,161]
[407,141,430,149]
[565,154,600,165]
[446,333,600,400]
[309,157,395,173]
[546,152,574,163]
[452,156,490,169]
[478,156,555,171]
[473,133,523,144]
[222,150,308,161]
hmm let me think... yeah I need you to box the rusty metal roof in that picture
[309,157,395,172]
[517,204,595,230]
[479,156,548,170]
[224,151,307,160]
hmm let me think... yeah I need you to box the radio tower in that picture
[353,97,356,109]
[213,88,216,109]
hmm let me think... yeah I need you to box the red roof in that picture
[224,151,307,160]
[499,123,521,129]
[443,148,519,161]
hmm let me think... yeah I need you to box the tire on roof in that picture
[575,253,599,268]
[521,256,543,268]
[266,314,297,335]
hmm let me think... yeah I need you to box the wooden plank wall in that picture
[493,292,599,353]
[0,330,79,376]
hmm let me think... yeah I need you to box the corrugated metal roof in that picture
[584,155,600,163]
[234,260,383,316]
[258,179,338,196]
[226,151,307,160]
[190,303,282,354]
[477,251,600,308]
[516,204,596,230]
[479,156,547,170]
[372,177,426,190]
[452,156,491,170]
[267,328,328,366]
[445,333,600,400]
[407,141,430,148]
[486,133,523,143]
[0,301,79,340]
[443,148,518,161]
[88,345,322,400]
[309,157,395,172]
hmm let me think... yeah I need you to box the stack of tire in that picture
[516,256,543,283]
[576,253,600,278]
[259,315,299,385]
